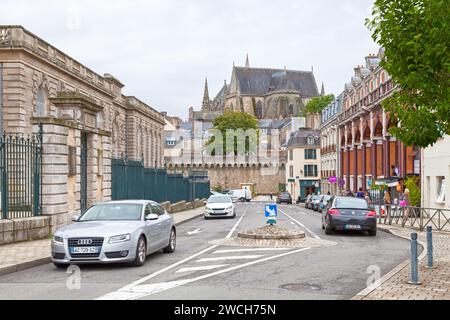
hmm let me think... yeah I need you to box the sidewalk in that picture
[0,206,205,276]
[353,224,450,300]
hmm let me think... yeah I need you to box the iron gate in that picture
[0,129,42,219]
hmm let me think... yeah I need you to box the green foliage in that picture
[301,94,335,116]
[206,111,259,155]
[405,176,421,206]
[366,0,450,147]
[211,184,225,193]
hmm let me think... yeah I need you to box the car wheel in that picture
[53,262,68,269]
[132,236,147,266]
[204,215,210,220]
[368,229,377,236]
[163,228,176,253]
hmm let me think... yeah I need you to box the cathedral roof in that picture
[234,67,319,97]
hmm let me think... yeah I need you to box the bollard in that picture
[426,226,435,269]
[408,232,421,285]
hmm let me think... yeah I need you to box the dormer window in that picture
[307,136,315,145]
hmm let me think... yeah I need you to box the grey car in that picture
[51,200,176,268]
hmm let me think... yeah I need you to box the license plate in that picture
[70,247,99,254]
[345,224,362,230]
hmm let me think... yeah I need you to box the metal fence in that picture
[0,131,42,219]
[111,158,210,203]
[377,205,450,232]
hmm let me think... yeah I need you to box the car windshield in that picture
[208,196,232,204]
[79,203,143,221]
[335,198,369,209]
[323,196,332,201]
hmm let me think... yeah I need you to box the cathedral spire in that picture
[202,77,210,110]
[245,53,250,68]
[321,82,325,96]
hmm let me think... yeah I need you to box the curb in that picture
[351,225,426,300]
[0,208,206,277]
[0,257,51,277]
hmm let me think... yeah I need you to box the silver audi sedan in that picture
[51,200,176,268]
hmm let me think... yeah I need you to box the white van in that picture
[228,189,252,202]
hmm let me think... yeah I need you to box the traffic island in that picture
[211,225,336,249]
[237,225,305,240]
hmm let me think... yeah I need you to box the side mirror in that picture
[232,199,237,203]
[145,213,159,221]
[72,215,80,222]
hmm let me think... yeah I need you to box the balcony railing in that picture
[338,80,395,123]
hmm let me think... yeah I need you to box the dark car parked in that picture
[321,196,377,236]
[277,192,293,205]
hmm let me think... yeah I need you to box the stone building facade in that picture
[320,93,343,195]
[286,129,321,200]
[193,57,321,122]
[337,49,418,194]
[0,25,164,238]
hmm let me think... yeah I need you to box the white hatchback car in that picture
[204,195,236,219]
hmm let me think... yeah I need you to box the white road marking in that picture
[176,265,230,273]
[225,207,248,239]
[213,248,291,254]
[278,208,321,240]
[197,255,264,262]
[99,247,311,300]
[97,205,251,300]
[187,228,202,235]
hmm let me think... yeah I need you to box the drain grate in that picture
[280,283,322,292]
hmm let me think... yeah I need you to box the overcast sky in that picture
[1,0,378,119]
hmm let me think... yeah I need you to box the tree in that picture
[366,0,450,147]
[404,176,421,206]
[301,94,335,116]
[206,111,259,156]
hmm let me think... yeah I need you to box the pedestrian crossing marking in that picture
[176,264,230,273]
[196,255,264,262]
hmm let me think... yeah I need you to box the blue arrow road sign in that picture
[265,204,277,217]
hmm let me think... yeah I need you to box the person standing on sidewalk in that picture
[356,188,365,198]
[384,190,391,217]
[400,188,410,222]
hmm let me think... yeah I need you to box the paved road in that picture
[0,202,410,300]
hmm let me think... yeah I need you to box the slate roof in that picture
[234,67,319,97]
[287,129,320,148]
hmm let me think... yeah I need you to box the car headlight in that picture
[52,235,64,245]
[109,234,131,244]
[225,206,233,211]
[205,207,214,213]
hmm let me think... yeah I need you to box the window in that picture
[289,149,293,161]
[151,203,165,215]
[166,139,176,146]
[36,87,46,117]
[436,177,446,204]
[304,165,318,177]
[307,136,316,145]
[289,165,294,178]
[304,149,316,160]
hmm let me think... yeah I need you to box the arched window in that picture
[36,87,46,117]
[255,101,263,118]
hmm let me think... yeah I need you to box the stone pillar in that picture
[101,134,112,201]
[385,136,391,177]
[346,147,350,190]
[362,142,367,191]
[371,140,376,179]
[353,145,358,193]
[39,122,70,233]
